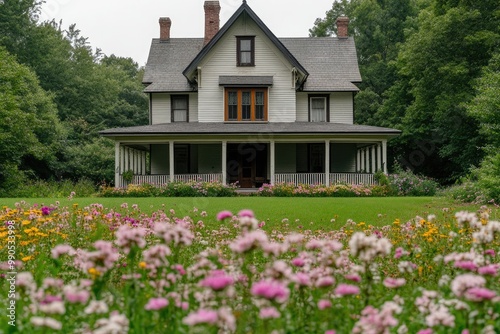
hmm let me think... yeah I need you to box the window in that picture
[237,36,255,66]
[225,88,267,121]
[171,95,189,122]
[309,95,329,122]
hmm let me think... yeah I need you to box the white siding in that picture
[198,16,296,123]
[331,143,357,172]
[189,94,199,122]
[276,144,296,172]
[330,92,353,124]
[296,93,308,122]
[151,94,170,124]
[198,144,222,173]
[150,144,169,174]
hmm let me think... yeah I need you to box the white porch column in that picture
[270,140,275,185]
[357,149,361,172]
[371,145,376,173]
[115,142,120,187]
[377,143,382,171]
[360,148,365,172]
[222,140,227,185]
[365,148,370,173]
[124,148,129,172]
[133,150,137,173]
[325,140,330,186]
[169,141,175,182]
[120,146,125,173]
[141,151,146,175]
[382,140,388,173]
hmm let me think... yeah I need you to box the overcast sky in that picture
[39,0,334,66]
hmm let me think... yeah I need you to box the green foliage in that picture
[440,180,488,204]
[475,152,500,203]
[0,47,63,194]
[3,178,96,198]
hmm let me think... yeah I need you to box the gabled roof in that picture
[182,1,308,84]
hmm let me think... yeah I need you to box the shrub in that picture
[441,180,488,204]
[387,170,439,196]
[98,180,238,197]
[3,178,96,197]
[256,182,382,197]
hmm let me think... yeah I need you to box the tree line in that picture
[311,0,500,188]
[1,0,499,196]
[0,0,148,195]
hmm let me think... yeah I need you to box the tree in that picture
[0,47,63,194]
[382,1,499,181]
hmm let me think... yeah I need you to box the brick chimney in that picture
[204,1,221,45]
[159,17,172,41]
[336,16,349,39]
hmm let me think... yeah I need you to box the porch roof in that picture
[100,122,401,137]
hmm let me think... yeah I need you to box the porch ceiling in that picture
[100,122,401,137]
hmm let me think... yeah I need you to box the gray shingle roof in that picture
[219,76,273,86]
[100,122,400,136]
[143,36,361,92]
[143,38,204,93]
[280,37,361,91]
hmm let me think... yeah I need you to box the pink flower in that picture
[484,249,495,257]
[291,257,305,267]
[316,276,335,288]
[464,287,496,302]
[383,277,406,289]
[51,244,76,259]
[64,289,90,304]
[454,261,478,271]
[259,307,280,319]
[318,299,332,310]
[145,297,169,310]
[478,264,499,276]
[183,309,218,326]
[251,280,290,303]
[216,211,233,221]
[344,274,361,282]
[238,209,255,218]
[417,329,433,334]
[293,272,311,286]
[200,270,234,291]
[334,284,360,296]
[325,331,336,334]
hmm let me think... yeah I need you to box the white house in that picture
[100,0,400,188]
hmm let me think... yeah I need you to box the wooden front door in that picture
[227,144,267,188]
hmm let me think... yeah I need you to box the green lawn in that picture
[1,197,494,229]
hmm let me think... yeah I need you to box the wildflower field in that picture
[1,199,500,333]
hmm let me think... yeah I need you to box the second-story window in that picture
[171,95,189,122]
[237,36,255,66]
[225,88,267,121]
[309,95,329,122]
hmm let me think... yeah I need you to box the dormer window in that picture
[309,95,329,122]
[237,36,255,66]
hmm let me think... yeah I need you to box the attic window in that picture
[237,36,255,66]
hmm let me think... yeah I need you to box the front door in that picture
[227,144,267,188]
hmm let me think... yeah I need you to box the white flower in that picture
[84,300,109,314]
[30,316,62,330]
[39,301,65,315]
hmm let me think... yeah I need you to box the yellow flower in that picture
[22,220,31,226]
[139,261,147,269]
[393,219,400,225]
[88,267,101,279]
[22,255,33,262]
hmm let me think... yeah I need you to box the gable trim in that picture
[182,2,308,84]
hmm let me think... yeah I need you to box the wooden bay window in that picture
[225,88,267,121]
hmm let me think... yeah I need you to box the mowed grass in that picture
[1,197,495,230]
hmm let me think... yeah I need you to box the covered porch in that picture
[113,139,387,188]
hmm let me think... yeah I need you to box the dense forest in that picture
[1,0,499,197]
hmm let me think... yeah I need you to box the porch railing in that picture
[132,174,170,186]
[330,173,376,185]
[274,173,325,186]
[174,174,222,183]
